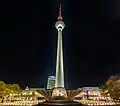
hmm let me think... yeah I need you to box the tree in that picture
[0,81,21,101]
[5,84,21,95]
[102,76,120,101]
[0,81,7,97]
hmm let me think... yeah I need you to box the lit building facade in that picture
[75,87,112,101]
[47,76,56,89]
[0,88,46,106]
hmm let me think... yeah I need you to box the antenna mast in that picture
[58,1,63,21]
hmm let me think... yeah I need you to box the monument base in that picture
[35,88,85,106]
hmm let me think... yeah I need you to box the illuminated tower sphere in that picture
[55,4,65,88]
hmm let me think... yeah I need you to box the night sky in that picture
[0,0,120,89]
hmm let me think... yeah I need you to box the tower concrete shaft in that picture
[55,4,65,88]
[55,29,64,88]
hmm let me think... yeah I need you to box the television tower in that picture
[55,4,65,88]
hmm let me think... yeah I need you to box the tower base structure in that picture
[35,87,85,106]
[52,87,67,98]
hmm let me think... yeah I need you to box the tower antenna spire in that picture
[58,3,63,20]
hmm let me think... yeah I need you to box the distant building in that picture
[75,87,112,101]
[30,88,45,91]
[82,87,100,91]
[47,76,56,89]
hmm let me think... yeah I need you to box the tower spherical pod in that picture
[55,21,65,31]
